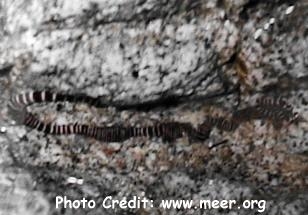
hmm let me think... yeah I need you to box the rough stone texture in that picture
[0,0,308,215]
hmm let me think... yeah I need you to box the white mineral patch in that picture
[254,28,263,40]
[58,0,90,17]
[66,176,84,185]
[285,5,295,15]
[269,18,275,24]
[0,126,7,133]
[175,24,196,41]
[147,19,162,34]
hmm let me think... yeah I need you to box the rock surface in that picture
[0,0,308,214]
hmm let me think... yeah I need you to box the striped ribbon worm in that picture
[8,90,107,111]
[10,90,301,142]
[196,97,299,135]
[232,97,299,129]
[23,112,210,142]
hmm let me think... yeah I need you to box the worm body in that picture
[232,97,298,129]
[8,90,106,111]
[11,91,299,142]
[23,113,209,142]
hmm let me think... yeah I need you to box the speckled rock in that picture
[0,0,308,215]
